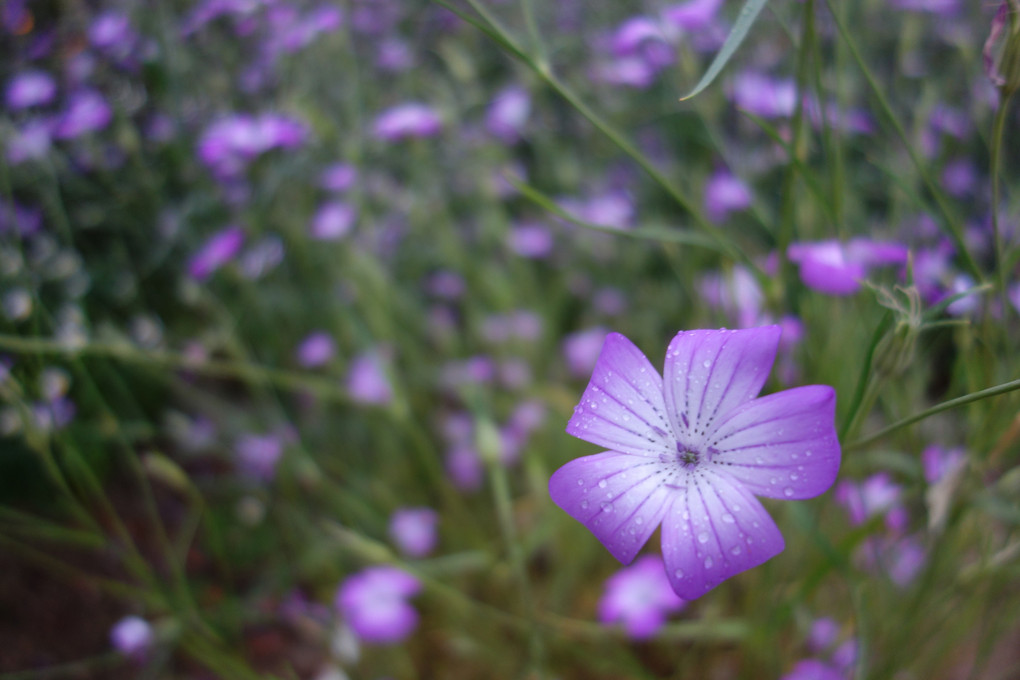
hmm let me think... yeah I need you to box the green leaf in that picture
[679,0,770,101]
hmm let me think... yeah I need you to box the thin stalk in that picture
[486,456,546,678]
[437,0,759,275]
[845,377,1020,451]
[822,0,983,282]
[989,89,1015,317]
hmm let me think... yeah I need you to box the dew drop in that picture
[598,479,607,489]
[769,477,778,485]
[732,504,741,512]
[702,359,711,368]
[805,450,813,457]
[697,531,710,544]
[722,513,735,524]
[580,500,589,509]
[577,479,584,486]
[783,487,794,497]
[635,517,644,525]
[674,569,684,579]
[601,502,614,513]
[790,473,799,481]
[682,511,690,520]
[731,546,742,556]
[704,556,714,569]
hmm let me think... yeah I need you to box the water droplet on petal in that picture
[577,479,584,486]
[732,504,741,512]
[635,517,644,525]
[805,450,813,457]
[702,360,711,368]
[697,531,709,544]
[704,556,713,569]
[580,500,589,509]
[682,511,690,520]
[790,473,799,481]
[783,487,794,497]
[674,569,684,579]
[722,513,735,524]
[731,546,742,556]
[598,480,607,489]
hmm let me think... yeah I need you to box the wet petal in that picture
[707,385,840,499]
[566,332,673,457]
[549,451,672,564]
[660,469,784,599]
[662,327,781,446]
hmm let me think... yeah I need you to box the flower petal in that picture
[549,451,672,564]
[707,385,840,499]
[566,332,673,457]
[662,327,781,447]
[660,469,784,599]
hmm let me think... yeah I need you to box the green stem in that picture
[846,378,1020,451]
[822,0,983,282]
[989,89,1015,317]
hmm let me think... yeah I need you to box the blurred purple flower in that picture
[377,38,414,71]
[594,287,627,316]
[705,169,752,223]
[941,159,977,197]
[336,566,421,644]
[835,473,902,527]
[699,265,764,329]
[887,536,926,586]
[562,192,635,230]
[808,617,840,652]
[563,327,610,378]
[787,239,909,296]
[922,445,965,485]
[373,103,442,141]
[598,555,686,639]
[0,200,42,236]
[389,507,439,558]
[508,223,554,258]
[426,271,466,299]
[320,163,358,192]
[347,351,393,405]
[781,659,844,680]
[663,0,723,32]
[5,70,57,110]
[730,72,798,118]
[188,226,244,280]
[486,85,531,143]
[7,119,52,164]
[55,90,112,139]
[310,201,357,240]
[198,113,308,178]
[295,331,336,368]
[89,11,139,62]
[550,328,841,599]
[2,0,28,34]
[110,616,153,660]
[446,444,484,491]
[236,432,284,481]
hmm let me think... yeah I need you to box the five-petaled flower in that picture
[549,327,841,599]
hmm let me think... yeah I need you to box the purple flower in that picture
[188,226,245,280]
[320,163,358,192]
[598,555,686,639]
[485,86,531,143]
[295,331,336,368]
[705,169,752,223]
[389,507,439,557]
[5,70,57,110]
[808,617,840,652]
[508,223,554,258]
[55,90,112,139]
[549,327,840,599]
[922,445,965,484]
[336,566,421,644]
[562,327,610,378]
[198,113,308,178]
[663,0,723,32]
[347,351,393,405]
[7,119,52,164]
[110,616,154,660]
[781,659,845,680]
[235,432,284,481]
[787,239,909,296]
[446,444,484,491]
[373,103,442,141]
[730,72,798,118]
[835,473,902,527]
[310,201,356,240]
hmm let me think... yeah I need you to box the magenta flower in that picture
[5,70,57,110]
[347,350,393,405]
[110,616,154,660]
[187,226,244,280]
[389,507,439,558]
[598,554,686,639]
[781,659,845,680]
[295,331,336,368]
[336,566,421,644]
[372,103,442,141]
[549,327,840,599]
[787,239,908,296]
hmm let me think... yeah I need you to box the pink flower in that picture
[598,555,686,638]
[549,327,840,599]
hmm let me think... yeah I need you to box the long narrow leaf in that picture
[679,0,770,101]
